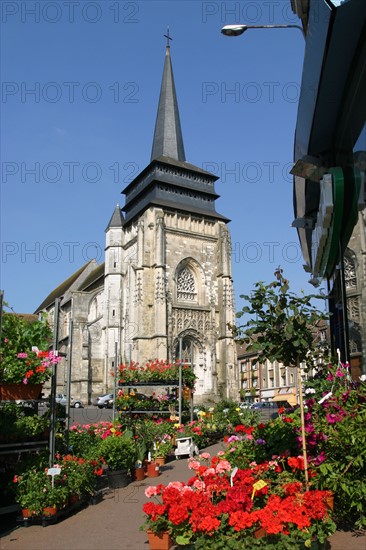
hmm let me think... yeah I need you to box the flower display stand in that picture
[147,529,173,550]
[174,437,199,459]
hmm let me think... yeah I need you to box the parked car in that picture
[250,401,277,410]
[55,393,84,408]
[93,393,114,408]
[250,401,279,421]
[239,401,252,409]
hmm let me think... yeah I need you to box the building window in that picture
[177,267,196,301]
[344,255,357,289]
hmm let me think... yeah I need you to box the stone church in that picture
[36,42,238,404]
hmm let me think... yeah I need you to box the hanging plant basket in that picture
[0,383,43,401]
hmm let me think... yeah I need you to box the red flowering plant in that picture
[117,359,196,388]
[0,311,59,384]
[142,451,336,548]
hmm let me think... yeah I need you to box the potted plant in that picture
[42,482,69,516]
[142,451,336,549]
[141,489,174,550]
[13,468,46,517]
[134,439,147,480]
[99,434,135,488]
[61,455,96,500]
[153,435,173,465]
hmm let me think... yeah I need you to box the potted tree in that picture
[234,268,328,490]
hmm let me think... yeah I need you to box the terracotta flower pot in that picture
[147,462,160,478]
[155,456,166,466]
[147,529,173,550]
[325,492,334,511]
[254,527,266,539]
[43,506,57,517]
[21,508,33,519]
[133,467,146,481]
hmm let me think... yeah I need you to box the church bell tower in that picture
[105,38,238,401]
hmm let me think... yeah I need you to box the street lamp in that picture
[221,24,305,39]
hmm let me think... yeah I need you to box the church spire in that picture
[150,32,186,162]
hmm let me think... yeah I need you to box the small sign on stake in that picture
[251,479,267,500]
[230,467,238,487]
[47,467,61,488]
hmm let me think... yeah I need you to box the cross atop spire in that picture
[164,27,172,48]
[150,34,186,162]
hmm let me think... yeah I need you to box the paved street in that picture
[1,440,365,550]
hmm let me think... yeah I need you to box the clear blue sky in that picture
[1,0,316,314]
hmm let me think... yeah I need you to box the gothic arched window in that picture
[344,255,357,290]
[177,267,196,301]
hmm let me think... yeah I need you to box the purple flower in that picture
[254,438,266,445]
[313,451,326,465]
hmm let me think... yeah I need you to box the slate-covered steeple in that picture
[105,203,124,230]
[122,40,229,225]
[150,42,186,162]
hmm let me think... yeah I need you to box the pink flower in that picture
[335,368,346,378]
[215,460,231,473]
[145,486,158,497]
[23,378,28,384]
[193,479,206,490]
[199,452,211,460]
[228,435,240,443]
[188,460,200,471]
[17,352,28,358]
[4,338,8,343]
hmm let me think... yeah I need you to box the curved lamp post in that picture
[221,20,308,488]
[221,24,305,39]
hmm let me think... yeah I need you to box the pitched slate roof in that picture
[34,261,96,313]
